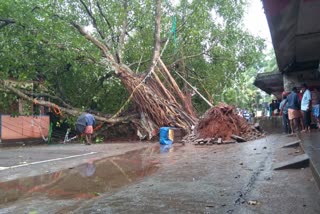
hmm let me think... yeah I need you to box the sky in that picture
[243,0,273,50]
[171,0,274,51]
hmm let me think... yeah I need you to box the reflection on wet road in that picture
[0,145,170,205]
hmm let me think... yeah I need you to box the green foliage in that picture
[0,92,19,115]
[159,0,265,113]
[94,135,104,144]
[260,49,278,73]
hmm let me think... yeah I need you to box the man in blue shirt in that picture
[84,111,95,145]
[286,87,301,134]
[301,83,312,132]
[76,110,96,145]
[280,94,291,134]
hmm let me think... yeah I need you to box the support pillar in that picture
[283,72,300,92]
[283,70,320,92]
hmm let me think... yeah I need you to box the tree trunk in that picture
[147,0,162,74]
[119,70,196,130]
[158,59,197,119]
[72,20,197,135]
[180,47,197,118]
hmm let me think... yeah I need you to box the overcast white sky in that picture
[243,0,273,50]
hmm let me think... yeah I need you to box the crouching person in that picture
[76,110,96,145]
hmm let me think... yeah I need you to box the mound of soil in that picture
[183,103,264,144]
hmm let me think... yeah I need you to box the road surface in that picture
[0,135,319,213]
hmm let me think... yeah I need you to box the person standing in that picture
[312,87,320,129]
[274,100,280,115]
[301,83,312,132]
[269,101,273,117]
[286,87,301,134]
[280,94,291,134]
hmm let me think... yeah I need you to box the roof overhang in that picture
[262,0,320,73]
[254,72,283,98]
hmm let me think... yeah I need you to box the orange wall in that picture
[1,116,49,140]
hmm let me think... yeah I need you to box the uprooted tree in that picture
[0,0,265,139]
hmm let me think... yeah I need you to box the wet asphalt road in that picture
[0,143,151,181]
[0,135,320,213]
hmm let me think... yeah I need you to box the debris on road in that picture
[247,200,260,205]
[182,103,264,144]
[231,134,246,142]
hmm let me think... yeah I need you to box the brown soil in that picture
[195,103,263,141]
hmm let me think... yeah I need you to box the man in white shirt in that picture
[301,83,312,132]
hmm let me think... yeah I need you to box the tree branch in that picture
[72,22,112,61]
[72,22,133,75]
[0,80,138,124]
[168,52,206,69]
[96,0,113,31]
[185,66,214,104]
[0,18,16,29]
[79,0,106,40]
[159,6,196,44]
[40,40,107,67]
[147,0,162,74]
[23,91,74,109]
[117,0,129,63]
[96,0,117,47]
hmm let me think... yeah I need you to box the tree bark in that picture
[147,0,162,74]
[158,58,197,119]
[117,0,129,63]
[151,71,177,103]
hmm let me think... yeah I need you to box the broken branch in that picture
[0,80,138,124]
[0,18,16,29]
[79,0,106,40]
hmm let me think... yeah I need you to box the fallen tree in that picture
[0,79,138,124]
[0,1,264,143]
[68,0,198,138]
[0,0,200,139]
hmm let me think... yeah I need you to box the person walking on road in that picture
[301,83,312,132]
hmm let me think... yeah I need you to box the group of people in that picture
[279,83,320,134]
[237,109,254,122]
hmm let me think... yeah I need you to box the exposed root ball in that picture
[194,103,263,142]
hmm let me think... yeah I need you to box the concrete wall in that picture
[1,115,49,143]
[283,69,320,92]
[256,116,283,134]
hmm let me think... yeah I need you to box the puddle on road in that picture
[0,145,170,205]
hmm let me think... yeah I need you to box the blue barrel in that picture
[159,127,173,145]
